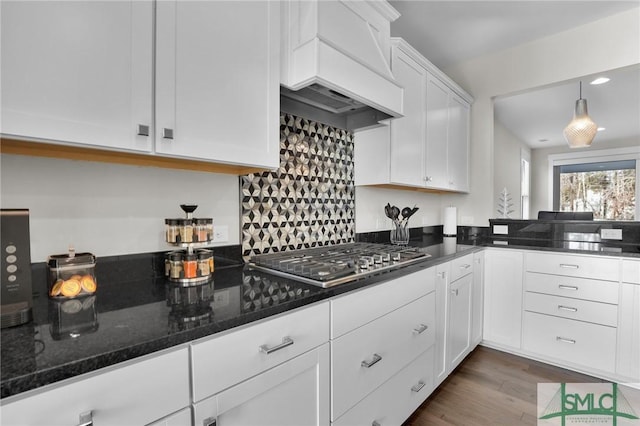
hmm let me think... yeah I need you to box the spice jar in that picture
[165,219,180,243]
[195,218,213,242]
[197,250,212,276]
[183,253,197,279]
[168,252,183,279]
[178,219,194,243]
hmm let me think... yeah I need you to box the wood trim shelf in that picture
[0,138,269,176]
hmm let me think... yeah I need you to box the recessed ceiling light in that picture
[597,127,606,131]
[538,138,549,143]
[590,77,610,85]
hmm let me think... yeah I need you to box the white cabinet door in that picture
[483,249,524,349]
[0,347,190,426]
[448,273,472,369]
[447,93,470,192]
[434,262,449,386]
[155,1,279,169]
[389,47,426,187]
[617,281,640,381]
[424,72,449,189]
[1,1,153,152]
[471,251,485,346]
[193,343,330,426]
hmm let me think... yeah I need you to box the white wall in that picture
[355,186,444,232]
[443,8,640,226]
[1,154,240,262]
[530,136,640,215]
[493,120,530,219]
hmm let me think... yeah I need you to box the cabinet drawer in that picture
[191,301,329,402]
[524,292,618,327]
[525,252,619,281]
[331,267,435,338]
[450,253,474,283]
[523,311,616,373]
[623,259,640,284]
[525,271,619,304]
[0,347,190,426]
[331,292,435,420]
[333,347,434,426]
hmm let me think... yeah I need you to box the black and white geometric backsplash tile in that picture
[241,113,355,260]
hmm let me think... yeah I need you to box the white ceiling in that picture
[389,1,640,148]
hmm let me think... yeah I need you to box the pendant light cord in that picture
[579,81,582,100]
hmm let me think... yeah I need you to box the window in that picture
[549,148,639,221]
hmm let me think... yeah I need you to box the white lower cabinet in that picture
[333,347,434,426]
[0,347,190,426]
[447,273,473,369]
[471,251,484,346]
[617,259,640,381]
[523,312,617,374]
[482,248,524,350]
[193,343,330,426]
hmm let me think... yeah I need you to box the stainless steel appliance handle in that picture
[413,324,429,334]
[411,380,426,393]
[361,353,382,368]
[78,411,92,426]
[558,305,578,312]
[259,336,294,354]
[556,336,576,344]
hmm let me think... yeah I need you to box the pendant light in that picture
[563,81,597,148]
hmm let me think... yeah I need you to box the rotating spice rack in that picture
[164,205,214,285]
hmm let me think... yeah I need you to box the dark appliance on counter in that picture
[537,210,594,220]
[1,209,33,328]
[248,243,430,288]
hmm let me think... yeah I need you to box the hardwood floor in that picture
[403,346,604,426]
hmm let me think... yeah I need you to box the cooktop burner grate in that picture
[248,243,430,287]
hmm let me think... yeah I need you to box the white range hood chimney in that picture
[280,0,404,131]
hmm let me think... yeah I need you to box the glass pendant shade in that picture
[563,85,597,148]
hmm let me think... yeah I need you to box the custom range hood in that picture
[280,0,404,131]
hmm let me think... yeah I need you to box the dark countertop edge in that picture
[4,241,638,399]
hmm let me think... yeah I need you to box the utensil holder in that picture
[390,222,409,245]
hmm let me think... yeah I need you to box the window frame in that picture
[547,146,640,220]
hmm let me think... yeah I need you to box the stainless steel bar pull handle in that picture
[559,263,579,269]
[556,336,576,344]
[78,411,93,426]
[460,264,471,269]
[558,305,578,312]
[163,128,174,139]
[259,336,294,354]
[451,289,459,296]
[203,417,217,426]
[413,324,429,334]
[137,124,149,136]
[559,284,579,291]
[361,353,382,368]
[411,380,426,393]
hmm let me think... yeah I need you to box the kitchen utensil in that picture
[401,207,412,219]
[390,206,400,221]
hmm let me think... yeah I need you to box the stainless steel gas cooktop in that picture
[247,243,431,288]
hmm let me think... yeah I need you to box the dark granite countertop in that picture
[3,227,638,400]
[1,241,479,399]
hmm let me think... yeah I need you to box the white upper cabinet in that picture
[1,1,153,153]
[354,38,473,192]
[155,1,279,169]
[2,0,280,171]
